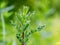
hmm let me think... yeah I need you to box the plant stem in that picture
[1,13,5,42]
[22,32,24,45]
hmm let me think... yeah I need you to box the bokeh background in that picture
[0,0,60,45]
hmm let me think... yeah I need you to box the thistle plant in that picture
[13,6,45,45]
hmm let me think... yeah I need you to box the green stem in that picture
[1,13,5,42]
[22,32,24,45]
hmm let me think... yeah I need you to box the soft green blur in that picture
[0,0,60,45]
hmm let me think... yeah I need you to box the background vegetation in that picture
[0,0,60,45]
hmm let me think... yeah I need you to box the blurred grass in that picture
[0,0,60,45]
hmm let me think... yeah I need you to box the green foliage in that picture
[14,6,45,45]
[0,0,60,45]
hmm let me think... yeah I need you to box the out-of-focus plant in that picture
[1,0,60,45]
[12,6,45,45]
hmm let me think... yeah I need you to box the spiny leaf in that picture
[23,6,29,16]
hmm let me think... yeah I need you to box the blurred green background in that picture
[0,0,60,45]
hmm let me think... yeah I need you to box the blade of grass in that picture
[0,5,15,13]
[1,13,5,43]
